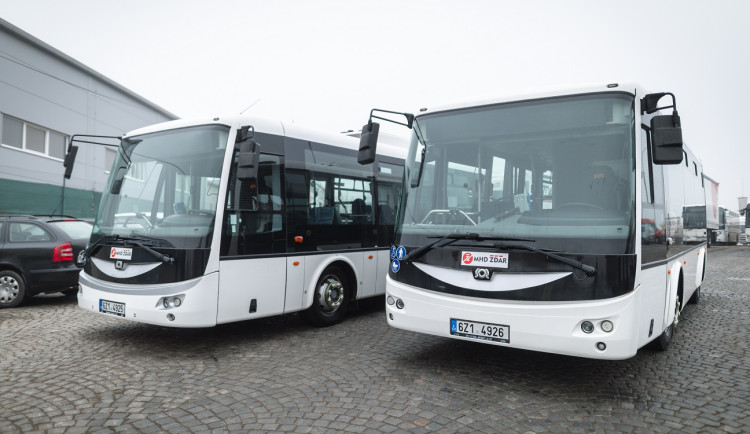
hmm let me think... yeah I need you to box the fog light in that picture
[386,295,395,305]
[596,342,606,351]
[389,313,394,320]
[601,320,614,333]
[581,321,594,334]
[395,299,405,309]
[167,313,175,321]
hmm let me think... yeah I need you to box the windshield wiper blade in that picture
[82,234,122,260]
[402,233,534,263]
[122,234,174,248]
[122,239,175,264]
[492,242,596,275]
[83,234,174,264]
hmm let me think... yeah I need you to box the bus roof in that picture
[123,115,406,160]
[413,82,644,117]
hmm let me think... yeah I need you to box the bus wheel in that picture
[303,265,350,326]
[0,270,26,308]
[649,298,680,351]
[689,286,701,304]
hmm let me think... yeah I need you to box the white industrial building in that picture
[0,18,177,219]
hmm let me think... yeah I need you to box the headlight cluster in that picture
[580,320,614,334]
[158,295,184,310]
[386,295,404,309]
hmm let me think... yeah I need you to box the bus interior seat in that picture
[589,165,617,210]
[352,198,371,224]
[310,207,334,225]
[378,204,394,224]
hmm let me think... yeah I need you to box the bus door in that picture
[218,154,287,323]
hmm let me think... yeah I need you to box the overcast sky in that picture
[2,0,749,209]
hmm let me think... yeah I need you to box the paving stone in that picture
[1,246,749,432]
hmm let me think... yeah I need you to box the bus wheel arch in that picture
[302,261,356,327]
[650,268,683,351]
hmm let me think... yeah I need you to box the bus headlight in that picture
[158,295,184,309]
[600,320,614,333]
[581,321,594,334]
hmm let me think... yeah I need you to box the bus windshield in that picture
[398,93,636,254]
[92,124,229,249]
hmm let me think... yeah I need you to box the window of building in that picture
[1,114,68,160]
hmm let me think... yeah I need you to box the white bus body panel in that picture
[216,257,288,324]
[78,272,220,327]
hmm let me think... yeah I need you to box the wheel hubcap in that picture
[317,275,344,313]
[0,276,20,303]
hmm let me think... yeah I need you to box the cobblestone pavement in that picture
[1,246,748,433]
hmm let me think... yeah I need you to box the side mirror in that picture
[358,122,379,165]
[237,139,260,181]
[651,114,683,164]
[63,145,78,179]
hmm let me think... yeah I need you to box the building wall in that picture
[0,18,177,219]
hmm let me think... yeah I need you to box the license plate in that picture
[450,318,509,343]
[99,299,125,317]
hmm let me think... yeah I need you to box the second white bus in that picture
[358,83,706,359]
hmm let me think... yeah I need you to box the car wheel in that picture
[0,270,26,308]
[302,265,350,326]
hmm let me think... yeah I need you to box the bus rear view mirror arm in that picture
[358,109,414,165]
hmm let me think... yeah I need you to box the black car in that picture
[0,215,93,308]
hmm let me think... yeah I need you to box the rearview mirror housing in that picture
[358,122,380,165]
[237,139,260,181]
[651,114,683,165]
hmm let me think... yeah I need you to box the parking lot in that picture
[1,246,748,433]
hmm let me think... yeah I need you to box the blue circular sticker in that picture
[396,246,407,260]
[390,245,397,260]
[391,259,401,273]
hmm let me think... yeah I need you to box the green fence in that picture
[0,178,101,220]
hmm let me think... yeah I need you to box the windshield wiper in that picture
[82,234,175,264]
[402,232,535,263]
[402,233,596,275]
[122,237,175,264]
[490,241,596,275]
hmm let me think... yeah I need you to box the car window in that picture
[48,221,93,240]
[9,222,52,242]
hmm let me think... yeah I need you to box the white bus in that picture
[75,116,405,327]
[357,83,706,359]
[714,207,741,245]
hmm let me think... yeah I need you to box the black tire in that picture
[688,286,701,305]
[302,265,350,326]
[61,288,78,297]
[0,270,26,308]
[649,298,680,351]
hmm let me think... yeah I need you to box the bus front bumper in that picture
[77,272,219,328]
[385,276,641,360]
